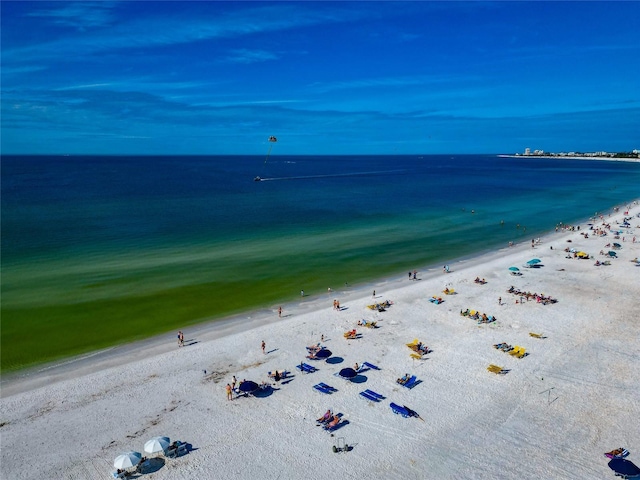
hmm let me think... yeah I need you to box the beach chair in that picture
[515,347,527,358]
[318,382,337,392]
[508,346,522,356]
[323,416,344,431]
[605,448,630,459]
[165,441,187,458]
[313,383,335,394]
[410,353,423,360]
[402,375,419,389]
[296,362,317,373]
[529,332,544,339]
[359,390,381,402]
[364,389,385,400]
[406,339,419,348]
[389,402,411,417]
[487,364,505,374]
[363,361,380,370]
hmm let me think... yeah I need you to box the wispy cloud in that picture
[3,3,364,65]
[222,48,279,65]
[26,1,118,30]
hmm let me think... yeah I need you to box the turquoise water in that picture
[2,154,639,369]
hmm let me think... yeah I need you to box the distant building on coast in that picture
[515,148,639,159]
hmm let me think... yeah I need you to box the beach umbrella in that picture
[238,380,259,393]
[114,451,142,470]
[608,251,617,257]
[527,259,541,265]
[338,367,357,379]
[315,348,332,359]
[608,458,640,477]
[144,436,170,455]
[613,243,621,248]
[508,267,520,272]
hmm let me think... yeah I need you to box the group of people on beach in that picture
[460,309,496,324]
[506,286,557,305]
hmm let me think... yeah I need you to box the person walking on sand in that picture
[498,297,502,305]
[226,383,233,401]
[278,306,282,318]
[231,376,237,391]
[177,331,184,347]
[372,290,376,298]
[261,340,266,354]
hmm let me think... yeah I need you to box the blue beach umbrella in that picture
[338,367,357,379]
[315,348,332,359]
[527,259,541,265]
[608,458,640,477]
[238,380,259,393]
[509,267,520,272]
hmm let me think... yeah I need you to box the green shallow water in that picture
[2,154,639,372]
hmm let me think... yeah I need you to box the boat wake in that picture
[256,169,406,182]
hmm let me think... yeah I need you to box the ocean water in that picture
[2,154,639,370]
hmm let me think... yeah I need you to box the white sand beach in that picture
[2,202,639,480]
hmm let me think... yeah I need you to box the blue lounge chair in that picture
[359,391,380,402]
[363,362,380,370]
[402,375,418,389]
[314,382,337,393]
[390,402,411,417]
[318,382,337,392]
[364,389,385,400]
[296,362,317,373]
[314,384,334,394]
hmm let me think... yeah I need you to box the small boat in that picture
[254,176,262,182]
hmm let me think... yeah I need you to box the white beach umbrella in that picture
[114,451,142,469]
[144,436,170,455]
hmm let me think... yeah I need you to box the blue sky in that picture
[2,1,639,155]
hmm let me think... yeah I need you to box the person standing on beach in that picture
[232,376,237,391]
[278,306,282,318]
[261,340,266,354]
[372,290,376,298]
[498,297,502,305]
[177,331,184,347]
[226,383,233,401]
[301,290,304,297]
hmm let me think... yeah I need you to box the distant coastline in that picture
[498,154,640,163]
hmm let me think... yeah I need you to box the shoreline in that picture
[1,200,639,479]
[2,198,637,398]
